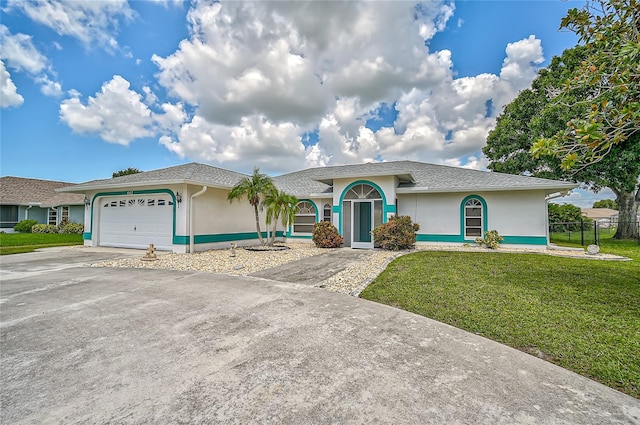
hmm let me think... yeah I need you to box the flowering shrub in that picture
[372,215,420,250]
[475,230,504,249]
[32,224,59,234]
[60,222,84,234]
[312,221,343,248]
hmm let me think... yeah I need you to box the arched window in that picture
[323,204,332,222]
[293,201,316,233]
[464,198,483,237]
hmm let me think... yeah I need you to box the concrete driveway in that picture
[1,249,638,424]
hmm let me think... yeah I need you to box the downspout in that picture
[545,191,569,246]
[189,186,208,253]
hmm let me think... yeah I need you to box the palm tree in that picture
[227,167,275,245]
[263,188,298,245]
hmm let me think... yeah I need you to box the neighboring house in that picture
[582,208,638,227]
[0,176,86,232]
[59,161,577,252]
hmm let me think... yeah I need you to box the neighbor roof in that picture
[581,208,618,219]
[0,176,85,207]
[59,163,250,192]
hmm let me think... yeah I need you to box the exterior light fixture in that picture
[84,196,91,208]
[176,191,182,207]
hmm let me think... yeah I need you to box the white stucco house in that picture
[59,161,577,252]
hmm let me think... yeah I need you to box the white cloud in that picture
[0,25,62,100]
[5,0,134,50]
[52,1,546,174]
[0,25,47,74]
[0,60,23,108]
[59,75,154,145]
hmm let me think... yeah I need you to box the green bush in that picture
[372,215,420,250]
[60,222,84,234]
[32,224,59,234]
[13,219,38,233]
[312,221,343,248]
[475,230,504,249]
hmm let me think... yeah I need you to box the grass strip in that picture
[361,241,640,398]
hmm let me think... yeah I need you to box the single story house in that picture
[0,176,85,232]
[59,161,577,252]
[581,208,619,227]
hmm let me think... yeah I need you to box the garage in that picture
[98,196,173,250]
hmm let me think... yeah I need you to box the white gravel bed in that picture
[92,243,629,298]
[92,243,327,275]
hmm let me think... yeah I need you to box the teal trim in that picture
[174,231,286,245]
[287,234,313,239]
[460,195,488,242]
[502,235,548,245]
[416,234,464,243]
[416,234,548,245]
[332,205,340,213]
[83,232,92,240]
[337,180,389,235]
[286,199,319,238]
[90,189,177,243]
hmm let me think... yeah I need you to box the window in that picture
[48,208,57,225]
[323,204,331,222]
[61,206,69,223]
[464,198,483,238]
[0,205,18,227]
[293,201,316,233]
[344,183,382,200]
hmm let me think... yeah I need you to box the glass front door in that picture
[352,200,374,249]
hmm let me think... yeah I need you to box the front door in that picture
[352,200,374,249]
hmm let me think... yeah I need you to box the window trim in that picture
[323,203,332,223]
[460,195,487,240]
[292,200,318,235]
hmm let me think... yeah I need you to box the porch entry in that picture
[342,183,383,249]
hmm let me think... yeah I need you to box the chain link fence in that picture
[549,221,640,246]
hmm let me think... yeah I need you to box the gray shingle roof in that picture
[59,163,250,192]
[274,160,577,196]
[59,160,577,197]
[0,176,85,206]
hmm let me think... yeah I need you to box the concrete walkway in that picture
[249,248,375,285]
[1,250,638,424]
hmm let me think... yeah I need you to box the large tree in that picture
[112,167,141,178]
[531,0,639,169]
[484,46,640,239]
[227,167,275,245]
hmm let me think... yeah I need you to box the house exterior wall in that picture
[398,190,549,247]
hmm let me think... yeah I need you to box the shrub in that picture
[57,218,69,233]
[475,230,504,249]
[312,221,343,248]
[14,219,38,233]
[60,222,84,234]
[32,224,59,234]
[373,215,420,250]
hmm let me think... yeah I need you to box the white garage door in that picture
[99,196,173,250]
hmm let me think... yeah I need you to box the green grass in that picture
[0,233,83,255]
[361,241,640,398]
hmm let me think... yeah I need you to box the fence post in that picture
[594,221,599,245]
[580,219,584,246]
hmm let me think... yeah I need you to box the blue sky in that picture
[0,0,613,206]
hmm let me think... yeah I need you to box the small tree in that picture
[112,167,141,178]
[262,188,298,245]
[593,199,617,210]
[227,167,275,246]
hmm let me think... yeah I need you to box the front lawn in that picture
[360,244,640,398]
[0,233,83,255]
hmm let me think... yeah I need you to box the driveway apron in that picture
[249,248,375,285]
